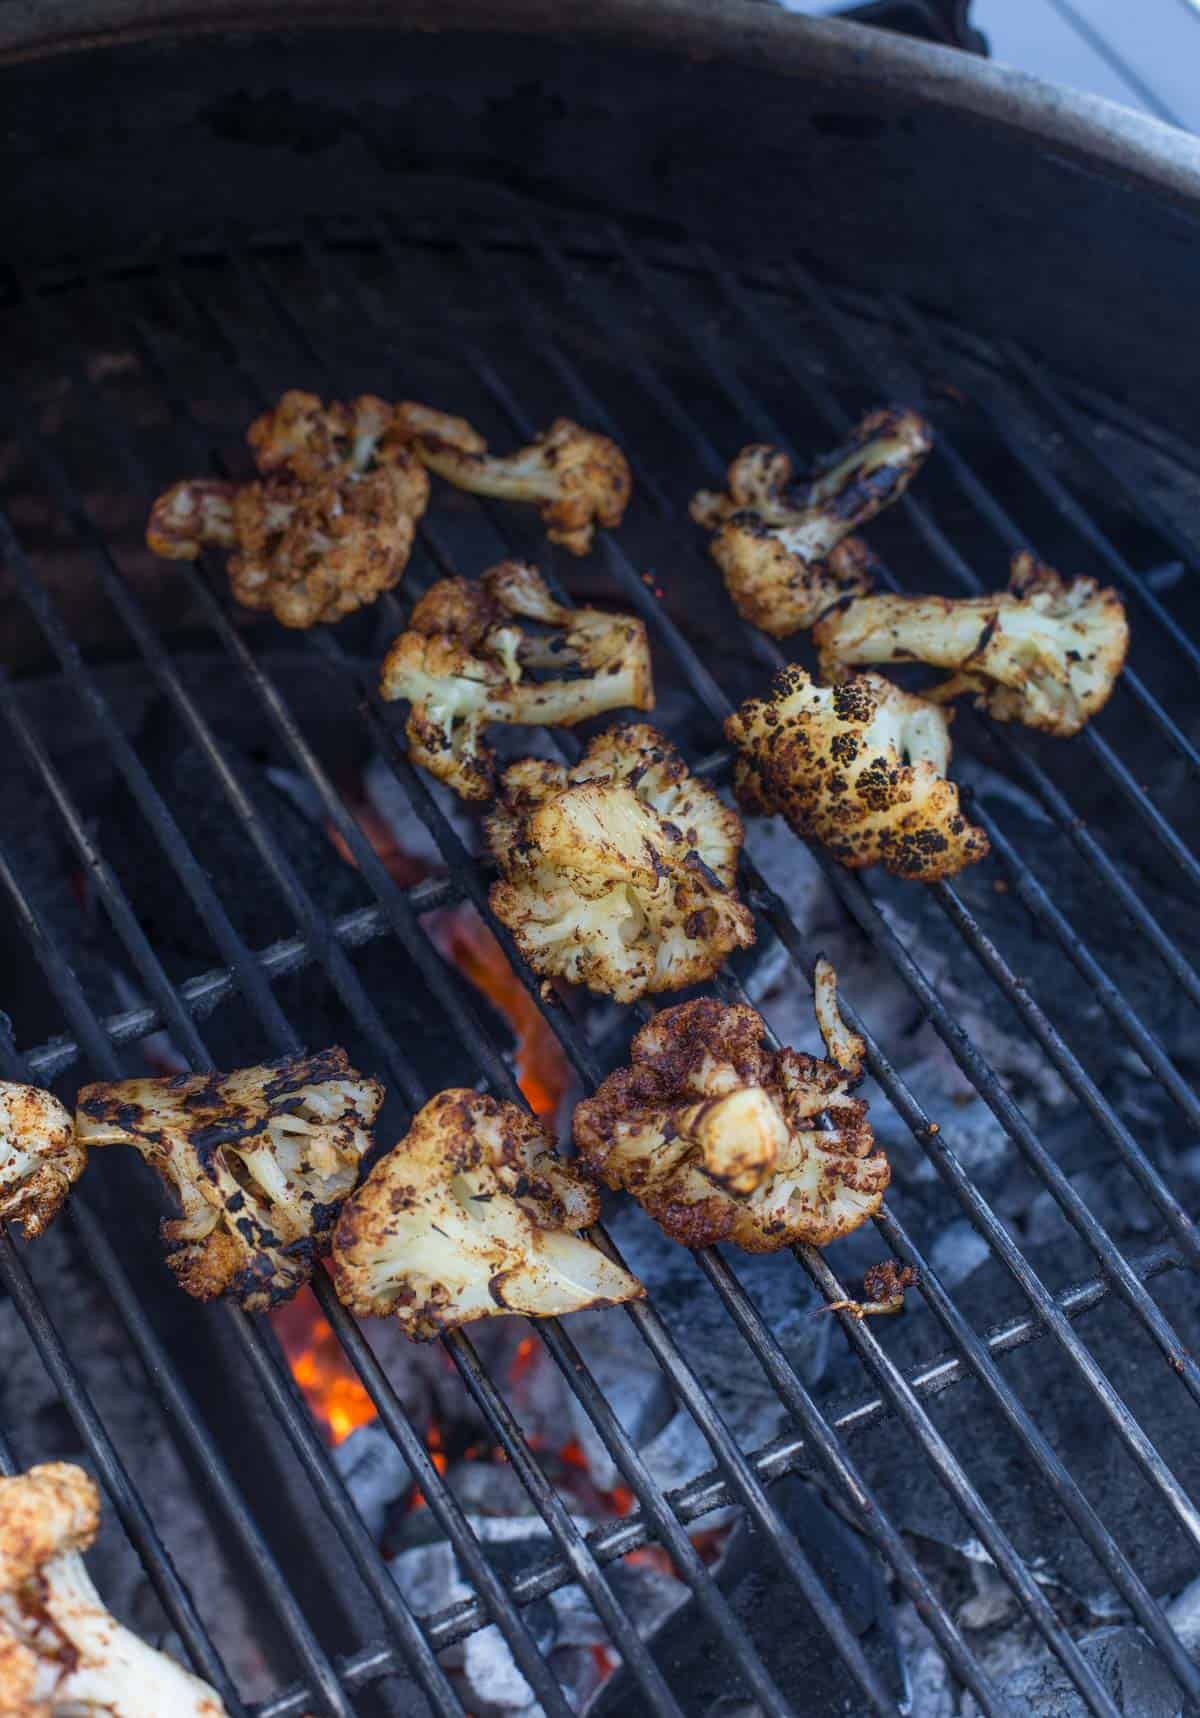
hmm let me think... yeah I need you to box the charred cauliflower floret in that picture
[0,1463,228,1717]
[246,389,483,483]
[332,1088,643,1340]
[486,725,755,1003]
[75,1051,382,1311]
[416,416,632,555]
[146,389,432,628]
[574,968,888,1251]
[709,519,876,638]
[726,666,988,882]
[378,560,655,799]
[0,1084,86,1240]
[689,409,933,637]
[814,551,1129,737]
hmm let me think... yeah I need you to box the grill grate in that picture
[0,197,1198,1718]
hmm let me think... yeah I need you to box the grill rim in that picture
[0,209,1197,1718]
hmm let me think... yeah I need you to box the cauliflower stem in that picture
[814,550,1129,737]
[0,1463,227,1717]
[416,417,632,555]
[690,408,933,637]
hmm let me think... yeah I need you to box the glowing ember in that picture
[440,906,570,1118]
[511,1335,538,1383]
[328,780,570,1119]
[408,1418,450,1512]
[272,1295,376,1446]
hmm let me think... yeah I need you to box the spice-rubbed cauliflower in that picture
[689,408,933,637]
[246,389,484,483]
[378,560,655,799]
[75,1050,382,1310]
[486,725,755,1003]
[0,1084,86,1240]
[146,389,432,628]
[814,551,1129,737]
[727,666,988,882]
[574,967,888,1251]
[0,1462,228,1717]
[332,1089,643,1340]
[416,416,632,555]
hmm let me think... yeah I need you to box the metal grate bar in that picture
[1000,337,1200,589]
[317,237,1183,1710]
[114,257,880,1718]
[287,239,1106,1712]
[693,250,1200,1005]
[0,794,468,1714]
[0,494,586,1715]
[169,238,915,1717]
[440,225,1200,1690]
[455,221,1200,1413]
[5,215,1199,1716]
[6,255,871,1718]
[0,1029,247,1710]
[630,235,1200,888]
[575,232,1200,1397]
[711,966,1200,1701]
[443,1325,690,1718]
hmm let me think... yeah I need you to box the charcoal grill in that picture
[2,7,1200,1716]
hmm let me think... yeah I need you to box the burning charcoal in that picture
[561,1316,675,1493]
[591,1477,900,1718]
[333,1422,412,1543]
[998,1627,1182,1718]
[929,1220,990,1289]
[600,1201,832,1459]
[837,1234,1200,1603]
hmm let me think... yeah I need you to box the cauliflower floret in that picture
[574,973,888,1251]
[331,1088,643,1340]
[689,408,932,637]
[486,724,755,1003]
[0,1084,86,1240]
[726,665,988,882]
[0,1462,228,1718]
[75,1050,382,1311]
[709,519,876,637]
[378,560,655,799]
[246,389,484,483]
[145,480,237,561]
[146,390,432,627]
[814,550,1129,737]
[416,416,632,555]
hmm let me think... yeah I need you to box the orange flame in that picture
[441,907,570,1119]
[272,1297,376,1446]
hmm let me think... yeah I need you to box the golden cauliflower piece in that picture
[814,550,1129,737]
[75,1050,382,1310]
[0,1463,227,1717]
[246,389,483,483]
[332,1088,643,1341]
[486,724,755,1003]
[0,1083,86,1240]
[378,560,655,799]
[727,666,988,882]
[690,408,932,637]
[146,389,432,628]
[574,968,888,1251]
[416,416,632,555]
